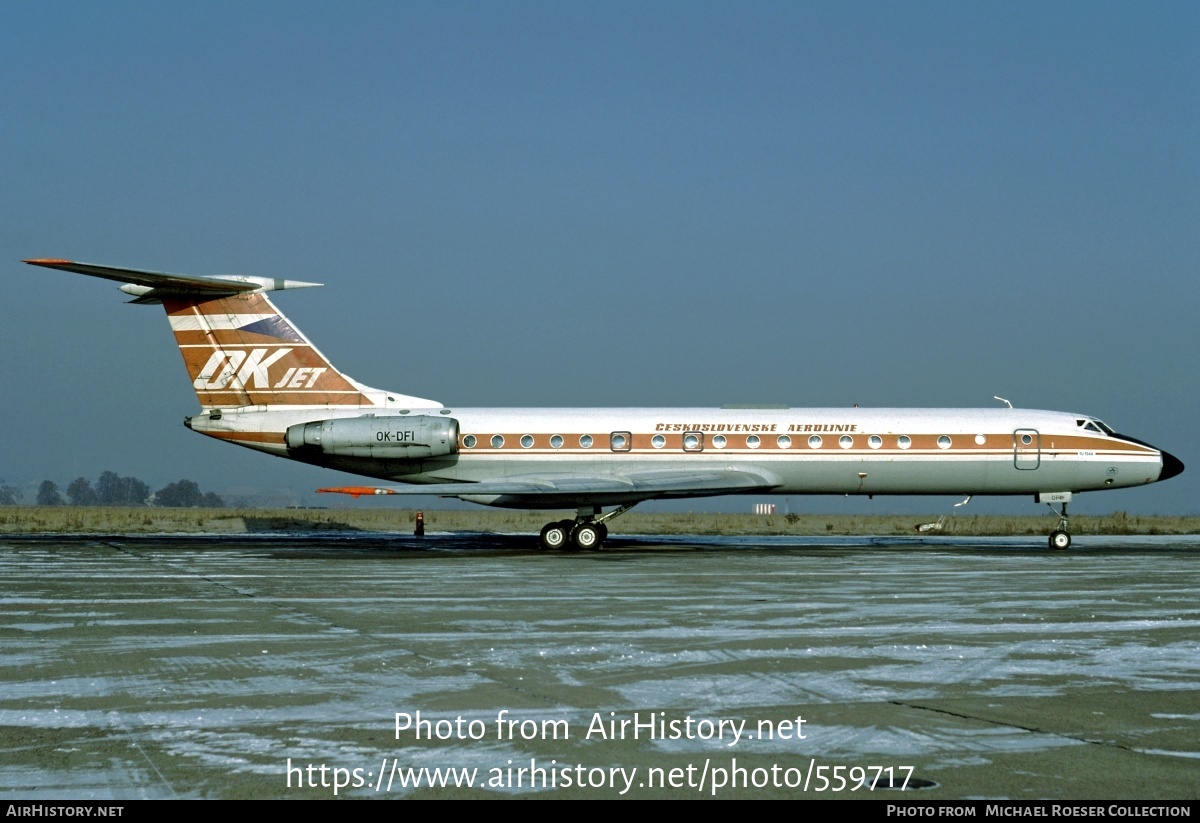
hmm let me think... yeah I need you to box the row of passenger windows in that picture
[462,433,971,450]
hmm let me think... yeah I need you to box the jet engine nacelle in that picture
[285,415,459,459]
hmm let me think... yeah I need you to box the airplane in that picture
[26,258,1184,551]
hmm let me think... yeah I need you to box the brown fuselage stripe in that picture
[457,432,1155,454]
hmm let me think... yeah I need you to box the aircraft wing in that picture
[318,468,779,503]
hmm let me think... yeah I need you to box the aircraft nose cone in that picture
[1160,451,1185,481]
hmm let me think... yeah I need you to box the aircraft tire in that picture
[540,522,570,550]
[1049,530,1071,551]
[571,523,603,551]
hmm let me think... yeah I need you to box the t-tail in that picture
[24,259,437,411]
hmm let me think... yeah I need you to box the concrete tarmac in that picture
[0,532,1196,799]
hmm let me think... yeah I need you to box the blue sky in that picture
[2,2,1196,514]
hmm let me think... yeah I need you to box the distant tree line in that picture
[30,472,224,507]
[151,479,225,508]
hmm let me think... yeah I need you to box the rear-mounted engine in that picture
[285,415,459,459]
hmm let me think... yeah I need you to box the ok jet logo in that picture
[192,348,326,391]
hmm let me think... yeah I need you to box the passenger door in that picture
[1013,429,1040,470]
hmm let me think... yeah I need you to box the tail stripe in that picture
[169,313,276,330]
[168,312,306,343]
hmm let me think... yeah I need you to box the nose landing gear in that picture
[1047,501,1071,550]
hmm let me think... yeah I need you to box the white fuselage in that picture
[190,405,1166,505]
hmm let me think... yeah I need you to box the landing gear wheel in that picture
[1049,530,1071,551]
[540,521,570,550]
[571,523,604,551]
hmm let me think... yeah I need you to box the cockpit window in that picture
[1094,420,1116,436]
[1078,418,1113,435]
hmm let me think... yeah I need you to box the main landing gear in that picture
[538,503,638,551]
[1047,501,1071,550]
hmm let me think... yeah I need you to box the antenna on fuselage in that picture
[994,396,1013,408]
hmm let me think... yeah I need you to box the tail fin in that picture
[26,259,438,411]
[166,291,377,408]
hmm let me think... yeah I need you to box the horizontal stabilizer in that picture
[24,259,321,301]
